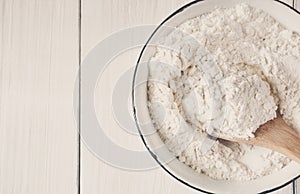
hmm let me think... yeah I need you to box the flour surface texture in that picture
[147,4,300,180]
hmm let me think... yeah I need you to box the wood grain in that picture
[80,0,300,194]
[80,1,199,194]
[222,116,300,163]
[0,0,79,193]
[254,116,300,164]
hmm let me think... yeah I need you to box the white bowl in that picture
[132,0,300,193]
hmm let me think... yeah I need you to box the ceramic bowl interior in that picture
[133,0,300,193]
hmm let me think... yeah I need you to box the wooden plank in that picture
[284,0,294,6]
[0,0,79,193]
[80,0,300,194]
[272,183,294,194]
[80,0,200,194]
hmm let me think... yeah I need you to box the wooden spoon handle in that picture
[252,117,300,163]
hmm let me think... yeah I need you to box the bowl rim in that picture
[132,0,300,193]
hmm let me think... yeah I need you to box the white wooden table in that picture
[0,0,299,194]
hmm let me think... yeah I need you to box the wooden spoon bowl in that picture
[220,115,300,163]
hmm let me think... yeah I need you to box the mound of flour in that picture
[147,4,300,180]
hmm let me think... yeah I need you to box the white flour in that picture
[147,4,300,180]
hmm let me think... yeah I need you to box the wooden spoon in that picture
[219,115,300,163]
